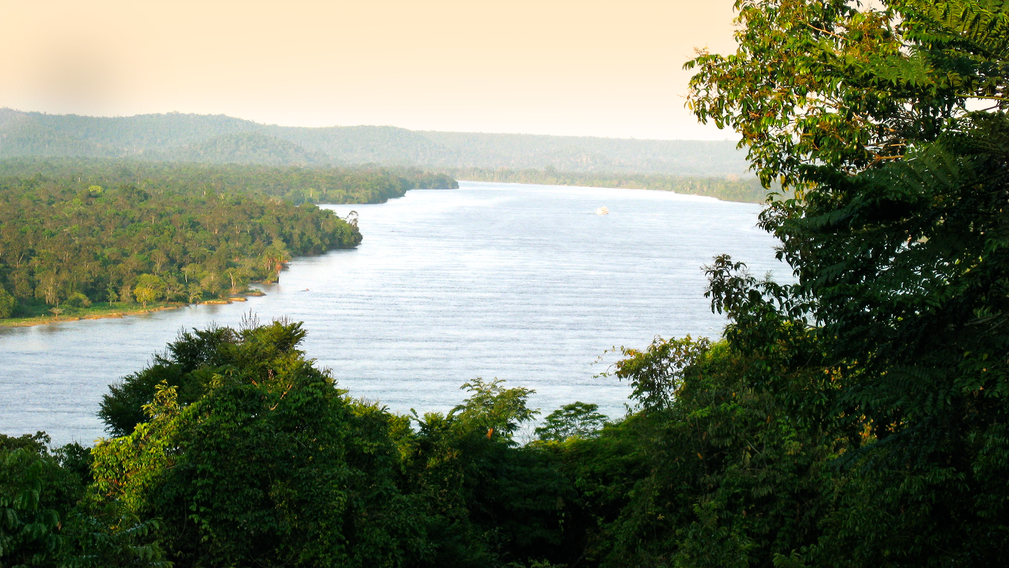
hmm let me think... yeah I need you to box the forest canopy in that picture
[0,160,455,320]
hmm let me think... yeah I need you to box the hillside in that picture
[0,108,750,176]
[162,132,330,165]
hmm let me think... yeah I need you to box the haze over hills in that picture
[0,108,750,176]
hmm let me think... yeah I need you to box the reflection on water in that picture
[0,181,786,445]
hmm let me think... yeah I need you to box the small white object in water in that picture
[596,206,609,215]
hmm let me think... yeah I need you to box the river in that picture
[0,181,787,445]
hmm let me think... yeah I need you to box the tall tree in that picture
[688,0,1009,564]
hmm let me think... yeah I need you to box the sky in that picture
[0,1,739,140]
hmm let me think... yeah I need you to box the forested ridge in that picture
[0,108,750,176]
[0,160,455,320]
[4,1,1009,567]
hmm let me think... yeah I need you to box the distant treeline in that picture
[0,158,457,205]
[0,160,455,320]
[450,167,782,203]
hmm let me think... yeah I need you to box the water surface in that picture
[0,181,786,445]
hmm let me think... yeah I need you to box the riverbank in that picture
[448,167,782,203]
[0,292,265,328]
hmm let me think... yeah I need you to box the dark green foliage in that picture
[60,512,169,568]
[1,433,67,566]
[0,284,13,318]
[0,433,94,567]
[682,0,1009,565]
[91,319,428,568]
[773,103,1009,568]
[396,379,583,568]
[0,432,169,568]
[538,417,650,566]
[92,328,615,568]
[586,289,840,568]
[98,325,241,436]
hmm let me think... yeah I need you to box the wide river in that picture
[1,181,787,445]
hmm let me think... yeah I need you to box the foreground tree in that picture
[92,319,427,568]
[0,433,164,568]
[398,379,580,568]
[0,433,76,566]
[687,0,1009,565]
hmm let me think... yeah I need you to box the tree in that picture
[34,271,62,306]
[584,295,841,568]
[105,284,118,307]
[98,325,238,437]
[118,284,133,305]
[535,402,608,442]
[261,244,290,281]
[450,378,539,441]
[132,274,165,308]
[687,0,1009,564]
[0,285,14,318]
[400,379,576,568]
[92,320,427,567]
[149,250,168,275]
[186,282,203,304]
[66,292,91,308]
[0,433,102,568]
[0,433,67,566]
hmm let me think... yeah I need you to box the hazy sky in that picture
[0,1,739,140]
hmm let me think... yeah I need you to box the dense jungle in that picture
[0,160,456,322]
[3,1,1008,567]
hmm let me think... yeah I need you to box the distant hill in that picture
[0,108,750,176]
[266,124,447,165]
[162,132,330,166]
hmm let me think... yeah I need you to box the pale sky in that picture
[0,1,739,140]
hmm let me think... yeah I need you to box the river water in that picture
[0,181,787,445]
